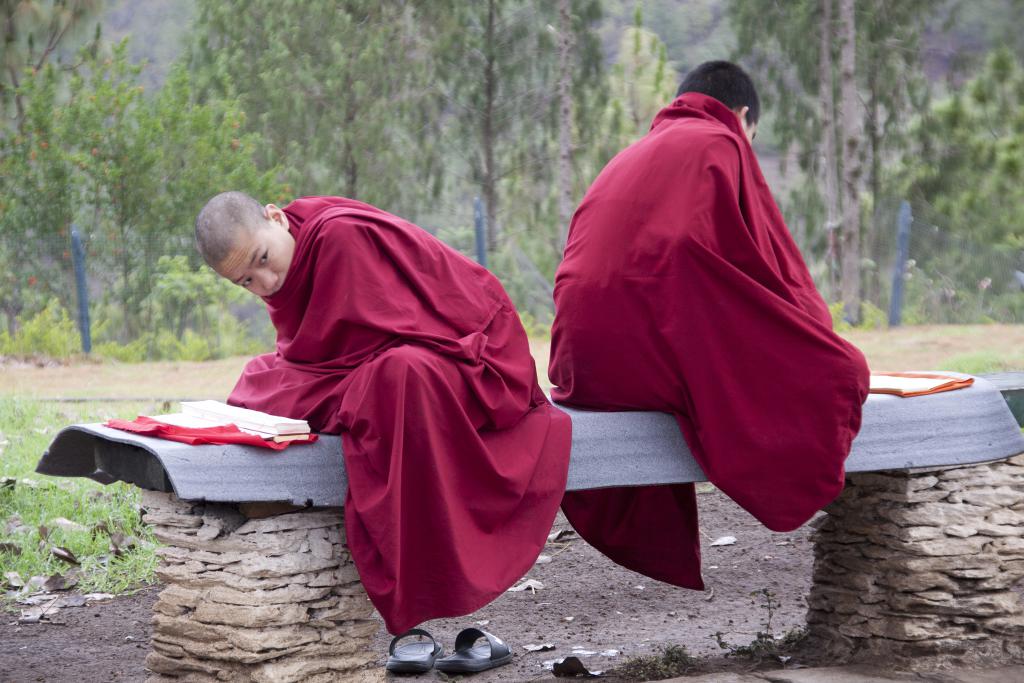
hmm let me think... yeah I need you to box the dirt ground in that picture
[0,487,812,682]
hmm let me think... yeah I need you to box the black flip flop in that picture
[434,627,514,674]
[385,628,443,674]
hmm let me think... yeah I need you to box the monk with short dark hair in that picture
[549,61,869,588]
[195,193,571,636]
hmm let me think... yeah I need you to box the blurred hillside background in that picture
[3,0,1024,363]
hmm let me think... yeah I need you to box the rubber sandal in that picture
[385,628,443,674]
[434,627,513,674]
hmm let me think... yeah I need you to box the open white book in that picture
[179,400,310,436]
[145,401,313,443]
[869,372,974,398]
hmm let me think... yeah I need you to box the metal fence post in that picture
[70,226,91,353]
[888,201,913,328]
[474,196,487,269]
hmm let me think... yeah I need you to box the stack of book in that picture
[152,400,314,443]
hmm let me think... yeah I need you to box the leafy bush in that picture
[0,300,80,359]
[92,339,148,363]
[829,301,852,332]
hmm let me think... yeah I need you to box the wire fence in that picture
[3,197,1023,358]
[863,197,1024,325]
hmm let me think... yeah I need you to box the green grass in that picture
[0,398,161,598]
[938,350,1024,375]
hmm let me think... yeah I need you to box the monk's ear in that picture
[734,105,750,127]
[264,204,286,226]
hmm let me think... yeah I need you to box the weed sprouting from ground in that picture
[614,644,697,681]
[712,588,807,663]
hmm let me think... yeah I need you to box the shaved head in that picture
[195,191,267,266]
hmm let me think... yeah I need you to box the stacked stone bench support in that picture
[140,490,382,683]
[808,455,1024,666]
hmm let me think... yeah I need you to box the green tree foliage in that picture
[420,0,606,318]
[892,48,1024,323]
[1,0,103,125]
[188,0,434,214]
[602,6,675,155]
[729,0,931,304]
[0,39,282,350]
[900,48,1024,250]
[0,60,75,331]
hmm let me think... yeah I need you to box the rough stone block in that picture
[249,653,379,683]
[220,553,340,579]
[192,601,311,628]
[956,487,1024,508]
[234,510,343,535]
[204,584,333,607]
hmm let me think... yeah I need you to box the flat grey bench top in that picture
[37,374,1024,507]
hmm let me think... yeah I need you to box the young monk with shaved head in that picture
[194,193,571,656]
[549,61,870,590]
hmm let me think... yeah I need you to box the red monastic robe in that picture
[549,93,869,588]
[229,196,572,633]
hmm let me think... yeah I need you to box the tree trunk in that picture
[864,57,883,307]
[557,0,574,250]
[482,0,499,253]
[838,0,862,323]
[819,0,841,301]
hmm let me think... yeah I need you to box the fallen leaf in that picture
[37,524,50,541]
[26,575,47,591]
[83,593,115,602]
[535,554,552,565]
[709,535,736,547]
[18,606,46,624]
[0,542,21,555]
[547,529,577,543]
[524,643,555,652]
[4,571,23,588]
[599,649,620,657]
[50,517,88,534]
[476,620,490,626]
[507,578,544,593]
[552,656,603,677]
[59,595,86,608]
[50,546,79,565]
[42,572,78,592]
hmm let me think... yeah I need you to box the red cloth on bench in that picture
[105,416,313,450]
[549,93,870,589]
[228,196,572,634]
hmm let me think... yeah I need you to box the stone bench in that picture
[37,373,1024,680]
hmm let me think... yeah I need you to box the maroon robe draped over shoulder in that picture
[229,196,572,633]
[549,93,869,588]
